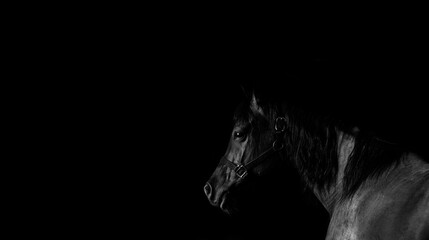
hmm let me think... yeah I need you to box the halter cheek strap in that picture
[222,117,287,179]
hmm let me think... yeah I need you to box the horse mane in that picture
[234,96,406,199]
[343,131,405,198]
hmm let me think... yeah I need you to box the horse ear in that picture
[250,92,264,116]
[240,84,252,100]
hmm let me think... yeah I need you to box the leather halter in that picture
[221,116,287,179]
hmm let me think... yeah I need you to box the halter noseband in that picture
[222,116,287,179]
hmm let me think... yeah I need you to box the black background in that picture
[32,7,428,239]
[126,18,426,239]
[142,11,426,240]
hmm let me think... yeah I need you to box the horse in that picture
[204,92,429,240]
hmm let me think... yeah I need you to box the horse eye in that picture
[233,131,244,139]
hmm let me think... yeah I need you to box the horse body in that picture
[204,92,429,240]
[324,132,429,240]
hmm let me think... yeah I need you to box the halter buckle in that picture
[273,139,284,151]
[275,117,286,133]
[234,165,248,178]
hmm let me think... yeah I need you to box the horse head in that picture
[204,93,286,214]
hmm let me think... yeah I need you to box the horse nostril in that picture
[204,182,212,197]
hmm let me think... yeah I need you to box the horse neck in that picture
[312,129,356,214]
[311,129,426,214]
